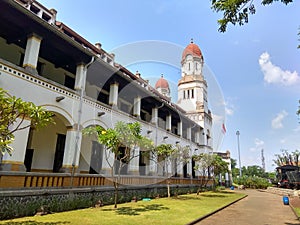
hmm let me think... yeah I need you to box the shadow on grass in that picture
[172,196,201,201]
[0,221,70,225]
[216,190,236,194]
[102,204,170,216]
[201,194,227,198]
[173,191,233,200]
[201,190,237,198]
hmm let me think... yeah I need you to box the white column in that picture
[109,83,119,106]
[166,114,171,131]
[200,129,205,145]
[62,126,82,172]
[1,119,30,171]
[100,148,114,175]
[187,127,192,140]
[74,63,86,91]
[133,96,141,117]
[177,121,182,137]
[149,152,157,175]
[195,131,200,144]
[128,147,140,175]
[151,107,158,125]
[187,161,192,177]
[176,160,183,177]
[23,33,42,73]
[225,172,229,187]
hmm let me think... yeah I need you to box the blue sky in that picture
[38,0,300,172]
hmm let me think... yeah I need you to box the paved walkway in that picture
[194,189,300,225]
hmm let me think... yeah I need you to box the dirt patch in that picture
[290,197,300,208]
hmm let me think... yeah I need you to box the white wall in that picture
[30,116,66,171]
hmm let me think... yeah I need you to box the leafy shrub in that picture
[234,176,272,189]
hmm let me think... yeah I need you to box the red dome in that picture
[182,40,203,60]
[155,75,169,89]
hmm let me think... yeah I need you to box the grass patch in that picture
[0,191,246,225]
[292,207,300,218]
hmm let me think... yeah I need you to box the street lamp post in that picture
[236,131,242,177]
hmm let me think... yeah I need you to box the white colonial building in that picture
[0,0,213,189]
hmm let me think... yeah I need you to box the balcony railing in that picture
[0,172,212,189]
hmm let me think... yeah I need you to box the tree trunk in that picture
[167,179,171,198]
[114,182,118,209]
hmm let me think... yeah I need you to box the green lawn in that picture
[292,207,300,218]
[0,191,246,225]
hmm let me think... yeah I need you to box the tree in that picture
[230,158,240,178]
[211,0,299,48]
[150,144,190,198]
[273,149,300,167]
[211,0,294,33]
[211,154,229,187]
[84,121,153,208]
[153,143,176,198]
[231,158,237,170]
[242,165,266,177]
[193,153,229,193]
[0,88,53,155]
[193,153,214,193]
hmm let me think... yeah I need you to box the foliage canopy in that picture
[211,0,294,33]
[0,88,53,155]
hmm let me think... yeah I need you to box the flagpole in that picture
[236,130,242,177]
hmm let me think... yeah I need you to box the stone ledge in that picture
[267,187,300,197]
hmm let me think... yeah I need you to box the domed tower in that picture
[181,39,204,77]
[155,74,170,99]
[177,39,212,146]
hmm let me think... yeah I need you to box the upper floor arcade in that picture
[0,0,212,148]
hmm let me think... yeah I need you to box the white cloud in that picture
[249,138,264,152]
[271,110,288,129]
[255,138,264,147]
[294,125,300,133]
[225,107,234,116]
[224,100,235,116]
[280,139,286,144]
[212,113,224,124]
[259,52,300,86]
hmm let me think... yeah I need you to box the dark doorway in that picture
[183,163,188,178]
[53,134,66,172]
[139,151,146,175]
[173,158,178,177]
[89,141,103,174]
[115,146,128,175]
[192,159,196,178]
[24,149,34,172]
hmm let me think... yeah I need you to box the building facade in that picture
[0,0,213,189]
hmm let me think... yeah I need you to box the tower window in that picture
[187,90,190,99]
[188,63,190,71]
[183,90,186,99]
[191,89,194,99]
